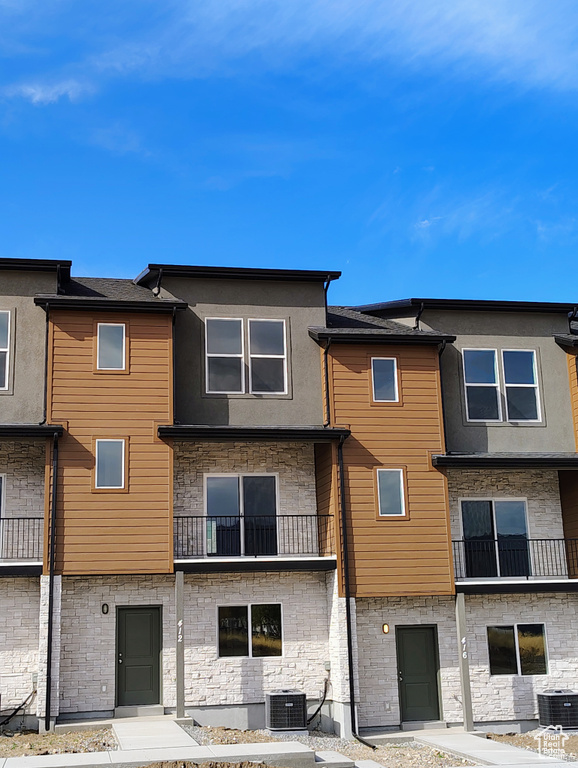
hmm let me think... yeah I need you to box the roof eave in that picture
[135,264,341,286]
[0,424,64,438]
[158,425,350,442]
[308,328,455,345]
[432,454,578,469]
[33,296,187,313]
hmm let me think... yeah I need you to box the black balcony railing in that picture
[453,538,578,580]
[174,515,335,559]
[0,518,44,561]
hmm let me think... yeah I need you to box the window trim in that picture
[376,467,407,519]
[0,310,11,392]
[93,438,128,492]
[94,321,129,375]
[204,472,279,557]
[487,622,548,677]
[248,318,288,395]
[205,317,245,395]
[462,348,502,423]
[371,357,399,404]
[216,602,284,658]
[501,349,541,423]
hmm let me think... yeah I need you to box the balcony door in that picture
[462,499,530,578]
[206,474,278,557]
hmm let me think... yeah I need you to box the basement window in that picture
[487,624,547,676]
[95,439,125,489]
[218,604,282,658]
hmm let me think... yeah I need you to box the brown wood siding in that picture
[568,351,578,451]
[47,310,172,575]
[329,344,453,598]
[314,442,340,561]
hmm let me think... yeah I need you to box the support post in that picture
[455,592,474,732]
[175,570,185,719]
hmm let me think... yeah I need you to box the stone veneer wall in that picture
[184,571,330,706]
[0,578,40,712]
[59,575,176,714]
[446,468,565,541]
[355,596,461,728]
[0,441,45,517]
[173,442,317,517]
[57,572,332,716]
[466,592,578,723]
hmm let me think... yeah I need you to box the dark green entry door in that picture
[396,626,440,722]
[117,607,161,706]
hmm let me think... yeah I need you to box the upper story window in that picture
[205,318,287,395]
[371,357,398,402]
[97,323,126,371]
[95,439,125,490]
[463,348,540,423]
[0,311,9,391]
[376,468,406,517]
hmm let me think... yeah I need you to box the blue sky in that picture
[2,1,578,306]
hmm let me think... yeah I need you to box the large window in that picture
[371,358,398,402]
[462,348,541,422]
[461,499,529,578]
[0,311,10,391]
[95,439,125,489]
[97,323,126,371]
[205,318,287,395]
[487,624,547,676]
[376,468,406,517]
[218,604,282,658]
[206,474,278,556]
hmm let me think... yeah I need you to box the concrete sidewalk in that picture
[112,720,198,750]
[416,729,574,766]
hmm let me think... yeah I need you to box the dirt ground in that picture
[184,725,475,768]
[0,728,117,757]
[489,730,578,760]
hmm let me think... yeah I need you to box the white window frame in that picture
[459,497,529,577]
[371,357,399,403]
[462,348,502,423]
[376,468,406,518]
[96,323,126,371]
[216,602,284,658]
[501,349,541,423]
[95,439,125,489]
[487,622,548,676]
[205,317,245,395]
[248,318,287,395]
[204,472,279,556]
[0,310,11,391]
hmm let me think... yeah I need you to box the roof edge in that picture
[432,453,578,469]
[158,425,350,442]
[0,258,71,281]
[135,264,341,286]
[33,296,187,313]
[0,424,64,438]
[308,327,455,345]
[354,298,578,316]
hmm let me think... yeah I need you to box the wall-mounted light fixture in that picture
[382,623,390,634]
[102,603,109,615]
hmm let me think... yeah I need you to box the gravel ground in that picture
[0,728,117,757]
[181,725,474,768]
[488,729,578,761]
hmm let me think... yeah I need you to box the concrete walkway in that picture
[111,719,198,750]
[416,729,574,766]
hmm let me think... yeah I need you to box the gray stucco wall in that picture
[0,271,56,424]
[160,277,326,426]
[421,310,575,453]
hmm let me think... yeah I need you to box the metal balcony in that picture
[174,514,335,560]
[452,538,578,580]
[0,518,43,561]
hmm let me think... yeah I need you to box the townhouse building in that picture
[1,258,578,736]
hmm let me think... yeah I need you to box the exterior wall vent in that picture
[538,690,578,727]
[265,689,307,730]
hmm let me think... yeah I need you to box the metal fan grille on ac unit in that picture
[265,690,307,730]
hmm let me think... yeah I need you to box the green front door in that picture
[117,606,161,706]
[396,625,440,722]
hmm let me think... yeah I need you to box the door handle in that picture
[118,659,123,664]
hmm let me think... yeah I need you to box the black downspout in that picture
[323,276,333,328]
[323,339,332,427]
[172,307,178,424]
[337,435,375,749]
[437,340,449,453]
[39,307,50,426]
[45,431,59,732]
